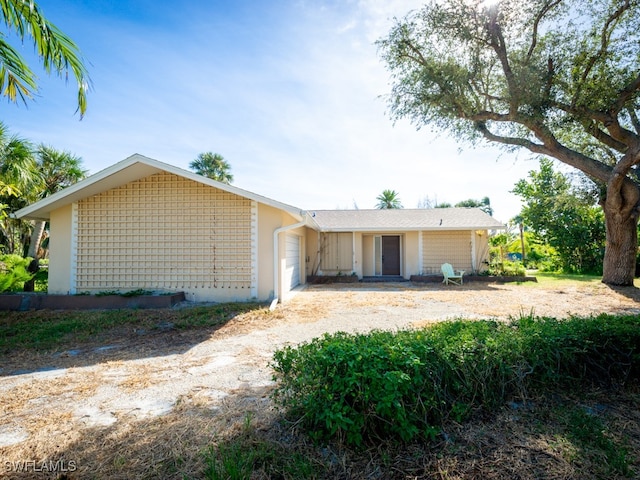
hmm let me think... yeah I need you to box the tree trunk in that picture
[27,220,46,260]
[23,220,45,292]
[601,183,640,286]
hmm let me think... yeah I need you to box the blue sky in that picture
[7,0,540,222]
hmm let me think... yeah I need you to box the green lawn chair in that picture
[441,263,465,285]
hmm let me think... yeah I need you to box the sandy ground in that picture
[1,280,639,478]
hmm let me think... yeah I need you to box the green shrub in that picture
[33,266,48,292]
[271,315,640,447]
[0,254,35,292]
[487,259,526,276]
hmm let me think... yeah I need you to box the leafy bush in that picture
[487,259,526,276]
[0,254,35,292]
[271,315,640,447]
[33,265,48,292]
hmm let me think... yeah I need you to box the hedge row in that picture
[271,314,640,446]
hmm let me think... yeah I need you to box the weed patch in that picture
[0,302,266,353]
[204,414,319,480]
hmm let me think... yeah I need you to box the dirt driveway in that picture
[1,280,639,478]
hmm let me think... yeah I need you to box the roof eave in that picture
[14,154,306,222]
[315,225,506,232]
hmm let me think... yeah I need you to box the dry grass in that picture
[1,278,639,478]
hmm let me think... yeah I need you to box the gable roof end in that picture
[14,154,306,221]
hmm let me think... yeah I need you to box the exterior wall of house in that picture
[353,232,363,278]
[404,231,420,277]
[473,230,491,272]
[358,232,420,279]
[421,230,473,274]
[48,204,74,294]
[362,234,374,276]
[258,204,306,300]
[73,172,256,302]
[318,232,353,275]
[305,227,320,276]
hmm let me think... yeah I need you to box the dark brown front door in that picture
[381,236,400,275]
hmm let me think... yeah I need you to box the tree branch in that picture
[526,0,563,61]
[475,121,546,151]
[485,11,518,112]
[573,0,631,107]
[612,73,640,115]
[583,121,628,153]
[474,119,614,183]
[629,106,640,134]
[469,110,512,123]
[400,39,430,67]
[555,101,638,147]
[612,143,640,177]
[608,144,640,217]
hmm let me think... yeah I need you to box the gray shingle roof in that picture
[308,208,505,232]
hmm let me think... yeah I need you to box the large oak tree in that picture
[378,0,640,285]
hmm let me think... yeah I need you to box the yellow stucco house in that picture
[15,154,505,303]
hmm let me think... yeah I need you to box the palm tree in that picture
[0,123,37,255]
[26,145,86,259]
[0,0,91,116]
[189,152,233,184]
[376,189,403,209]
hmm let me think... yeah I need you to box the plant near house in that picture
[487,257,526,277]
[120,289,153,297]
[512,159,606,274]
[26,146,86,256]
[0,123,37,255]
[94,289,153,297]
[0,254,33,292]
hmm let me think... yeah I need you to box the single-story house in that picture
[15,154,505,303]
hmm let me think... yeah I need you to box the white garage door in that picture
[284,234,300,291]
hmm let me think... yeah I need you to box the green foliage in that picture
[33,264,48,292]
[0,254,33,291]
[491,229,562,272]
[455,196,493,216]
[487,258,526,276]
[551,406,632,477]
[95,289,153,297]
[512,159,606,274]
[204,414,317,479]
[0,126,86,257]
[271,315,640,447]
[189,152,233,184]
[375,189,403,209]
[0,0,91,116]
